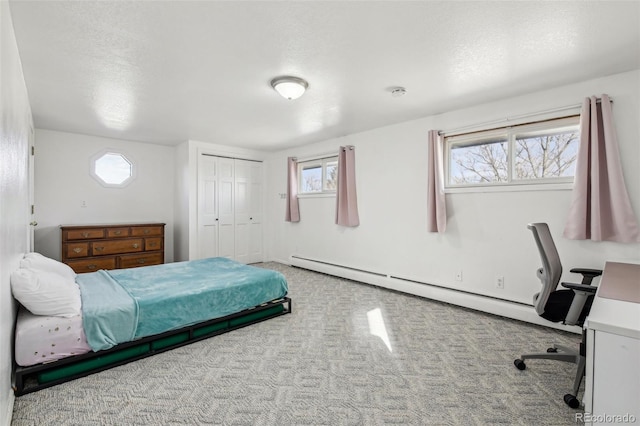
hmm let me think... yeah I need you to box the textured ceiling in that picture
[9,1,640,150]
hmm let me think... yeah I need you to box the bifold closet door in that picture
[197,156,235,260]
[234,160,262,264]
[217,158,235,259]
[197,154,219,259]
[197,155,262,263]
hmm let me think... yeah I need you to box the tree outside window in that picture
[446,117,579,188]
[298,156,339,195]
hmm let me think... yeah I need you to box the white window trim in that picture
[444,116,579,192]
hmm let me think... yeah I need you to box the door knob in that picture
[30,221,38,226]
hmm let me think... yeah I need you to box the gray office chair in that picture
[514,223,602,408]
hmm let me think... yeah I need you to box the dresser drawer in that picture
[145,237,163,252]
[92,239,143,255]
[64,243,89,259]
[64,228,105,240]
[106,227,130,238]
[131,226,163,237]
[66,257,117,273]
[119,252,163,269]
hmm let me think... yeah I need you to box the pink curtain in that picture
[563,94,640,242]
[427,130,447,233]
[335,146,360,227]
[285,157,300,223]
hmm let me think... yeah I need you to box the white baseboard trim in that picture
[269,257,291,266]
[288,255,581,334]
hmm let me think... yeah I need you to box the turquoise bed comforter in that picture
[76,257,288,351]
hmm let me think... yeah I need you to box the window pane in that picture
[449,140,508,184]
[94,153,132,185]
[324,161,338,191]
[514,130,579,180]
[301,165,322,192]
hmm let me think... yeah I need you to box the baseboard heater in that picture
[14,297,292,396]
[289,255,579,333]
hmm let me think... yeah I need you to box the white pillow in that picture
[20,252,77,281]
[10,268,81,317]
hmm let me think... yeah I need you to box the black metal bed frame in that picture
[13,297,292,396]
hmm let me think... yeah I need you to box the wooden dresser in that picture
[60,223,165,273]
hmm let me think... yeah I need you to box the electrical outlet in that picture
[81,200,87,208]
[496,276,504,289]
[455,270,463,282]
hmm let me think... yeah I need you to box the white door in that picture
[247,161,263,263]
[197,155,219,259]
[197,155,262,262]
[217,157,235,259]
[234,160,251,263]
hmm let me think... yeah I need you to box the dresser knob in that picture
[82,232,90,238]
[144,229,150,234]
[137,259,146,264]
[87,264,97,270]
[73,248,83,254]
[132,243,139,249]
[114,230,121,235]
[94,247,104,252]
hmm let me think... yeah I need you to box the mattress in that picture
[14,307,91,367]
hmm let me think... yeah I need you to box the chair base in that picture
[514,343,586,409]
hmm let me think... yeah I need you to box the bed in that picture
[12,255,291,395]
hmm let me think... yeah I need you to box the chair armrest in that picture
[569,268,603,284]
[561,282,598,293]
[562,282,597,326]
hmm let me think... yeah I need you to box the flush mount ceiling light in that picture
[271,76,309,100]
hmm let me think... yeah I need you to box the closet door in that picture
[247,161,263,263]
[234,159,263,264]
[197,155,219,259]
[234,160,251,263]
[217,158,235,259]
[197,155,262,262]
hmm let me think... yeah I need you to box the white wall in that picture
[0,2,32,424]
[33,130,176,262]
[265,70,640,321]
[173,141,190,262]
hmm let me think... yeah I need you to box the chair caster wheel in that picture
[564,393,580,408]
[547,347,558,353]
[514,359,526,370]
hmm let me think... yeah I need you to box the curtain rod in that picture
[295,152,338,163]
[440,97,613,137]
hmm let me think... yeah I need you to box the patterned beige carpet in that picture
[12,263,583,425]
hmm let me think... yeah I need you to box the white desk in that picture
[584,262,640,425]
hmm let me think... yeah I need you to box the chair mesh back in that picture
[528,223,563,316]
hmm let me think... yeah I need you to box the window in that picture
[298,156,338,195]
[445,116,579,189]
[90,150,136,187]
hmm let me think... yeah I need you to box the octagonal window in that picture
[90,150,136,187]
